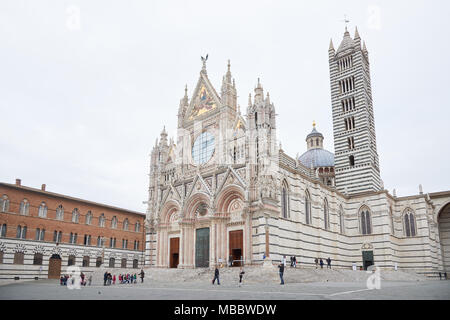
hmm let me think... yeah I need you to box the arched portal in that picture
[438,203,450,272]
[48,254,62,279]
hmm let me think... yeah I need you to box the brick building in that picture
[0,179,145,280]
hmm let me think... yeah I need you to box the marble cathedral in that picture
[144,27,450,274]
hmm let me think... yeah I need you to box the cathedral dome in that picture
[298,148,335,168]
[299,122,335,168]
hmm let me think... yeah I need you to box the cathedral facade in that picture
[144,28,450,274]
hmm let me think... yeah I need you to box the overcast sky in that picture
[1,0,449,212]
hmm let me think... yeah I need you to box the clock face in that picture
[192,131,215,165]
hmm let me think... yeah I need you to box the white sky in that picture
[1,0,449,212]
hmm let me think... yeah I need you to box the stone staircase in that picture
[87,265,430,286]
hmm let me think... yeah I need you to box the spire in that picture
[248,93,252,107]
[225,59,232,83]
[265,92,271,106]
[329,39,335,51]
[363,41,368,52]
[254,78,264,104]
[354,26,360,39]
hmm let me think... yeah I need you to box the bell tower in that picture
[329,27,382,195]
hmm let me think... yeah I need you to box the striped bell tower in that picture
[329,27,382,195]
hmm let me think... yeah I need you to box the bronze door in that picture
[195,228,210,268]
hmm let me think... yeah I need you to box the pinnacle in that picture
[329,39,335,51]
[354,26,360,39]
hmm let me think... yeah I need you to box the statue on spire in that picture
[201,54,208,73]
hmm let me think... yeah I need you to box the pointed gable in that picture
[186,72,222,121]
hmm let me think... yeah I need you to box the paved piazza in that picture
[1,279,449,300]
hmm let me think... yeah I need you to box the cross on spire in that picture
[341,14,350,30]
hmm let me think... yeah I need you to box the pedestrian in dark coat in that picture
[212,266,220,285]
[320,258,324,269]
[140,269,145,283]
[327,257,332,269]
[315,258,318,269]
[238,268,245,287]
[278,263,285,285]
[103,271,108,286]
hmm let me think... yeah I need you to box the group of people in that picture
[212,266,245,287]
[103,270,145,286]
[277,256,332,285]
[59,272,92,286]
[315,257,332,269]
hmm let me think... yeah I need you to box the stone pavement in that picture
[0,277,449,300]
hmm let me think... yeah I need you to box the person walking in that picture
[238,267,245,287]
[103,271,108,286]
[112,274,116,285]
[282,255,287,267]
[278,263,285,285]
[293,256,297,268]
[320,258,324,269]
[88,275,92,286]
[315,258,318,269]
[212,266,220,285]
[327,257,332,269]
[140,269,145,283]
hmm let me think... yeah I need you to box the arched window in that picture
[19,199,29,215]
[121,258,127,268]
[99,214,105,227]
[133,259,139,268]
[1,195,10,212]
[96,257,102,267]
[68,255,76,266]
[339,205,345,234]
[281,181,289,219]
[56,205,64,220]
[69,232,77,244]
[85,211,92,225]
[323,199,330,230]
[1,224,7,237]
[16,225,27,239]
[33,253,43,265]
[135,221,140,232]
[111,216,118,229]
[305,190,312,225]
[38,202,47,218]
[359,207,372,235]
[82,256,90,267]
[123,218,129,231]
[404,209,416,237]
[109,257,115,268]
[35,228,45,241]
[349,155,355,167]
[72,209,79,223]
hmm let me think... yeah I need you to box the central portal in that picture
[195,228,210,268]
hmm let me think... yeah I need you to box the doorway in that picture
[362,251,374,270]
[170,237,180,268]
[229,230,243,267]
[48,254,62,279]
[195,228,210,268]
